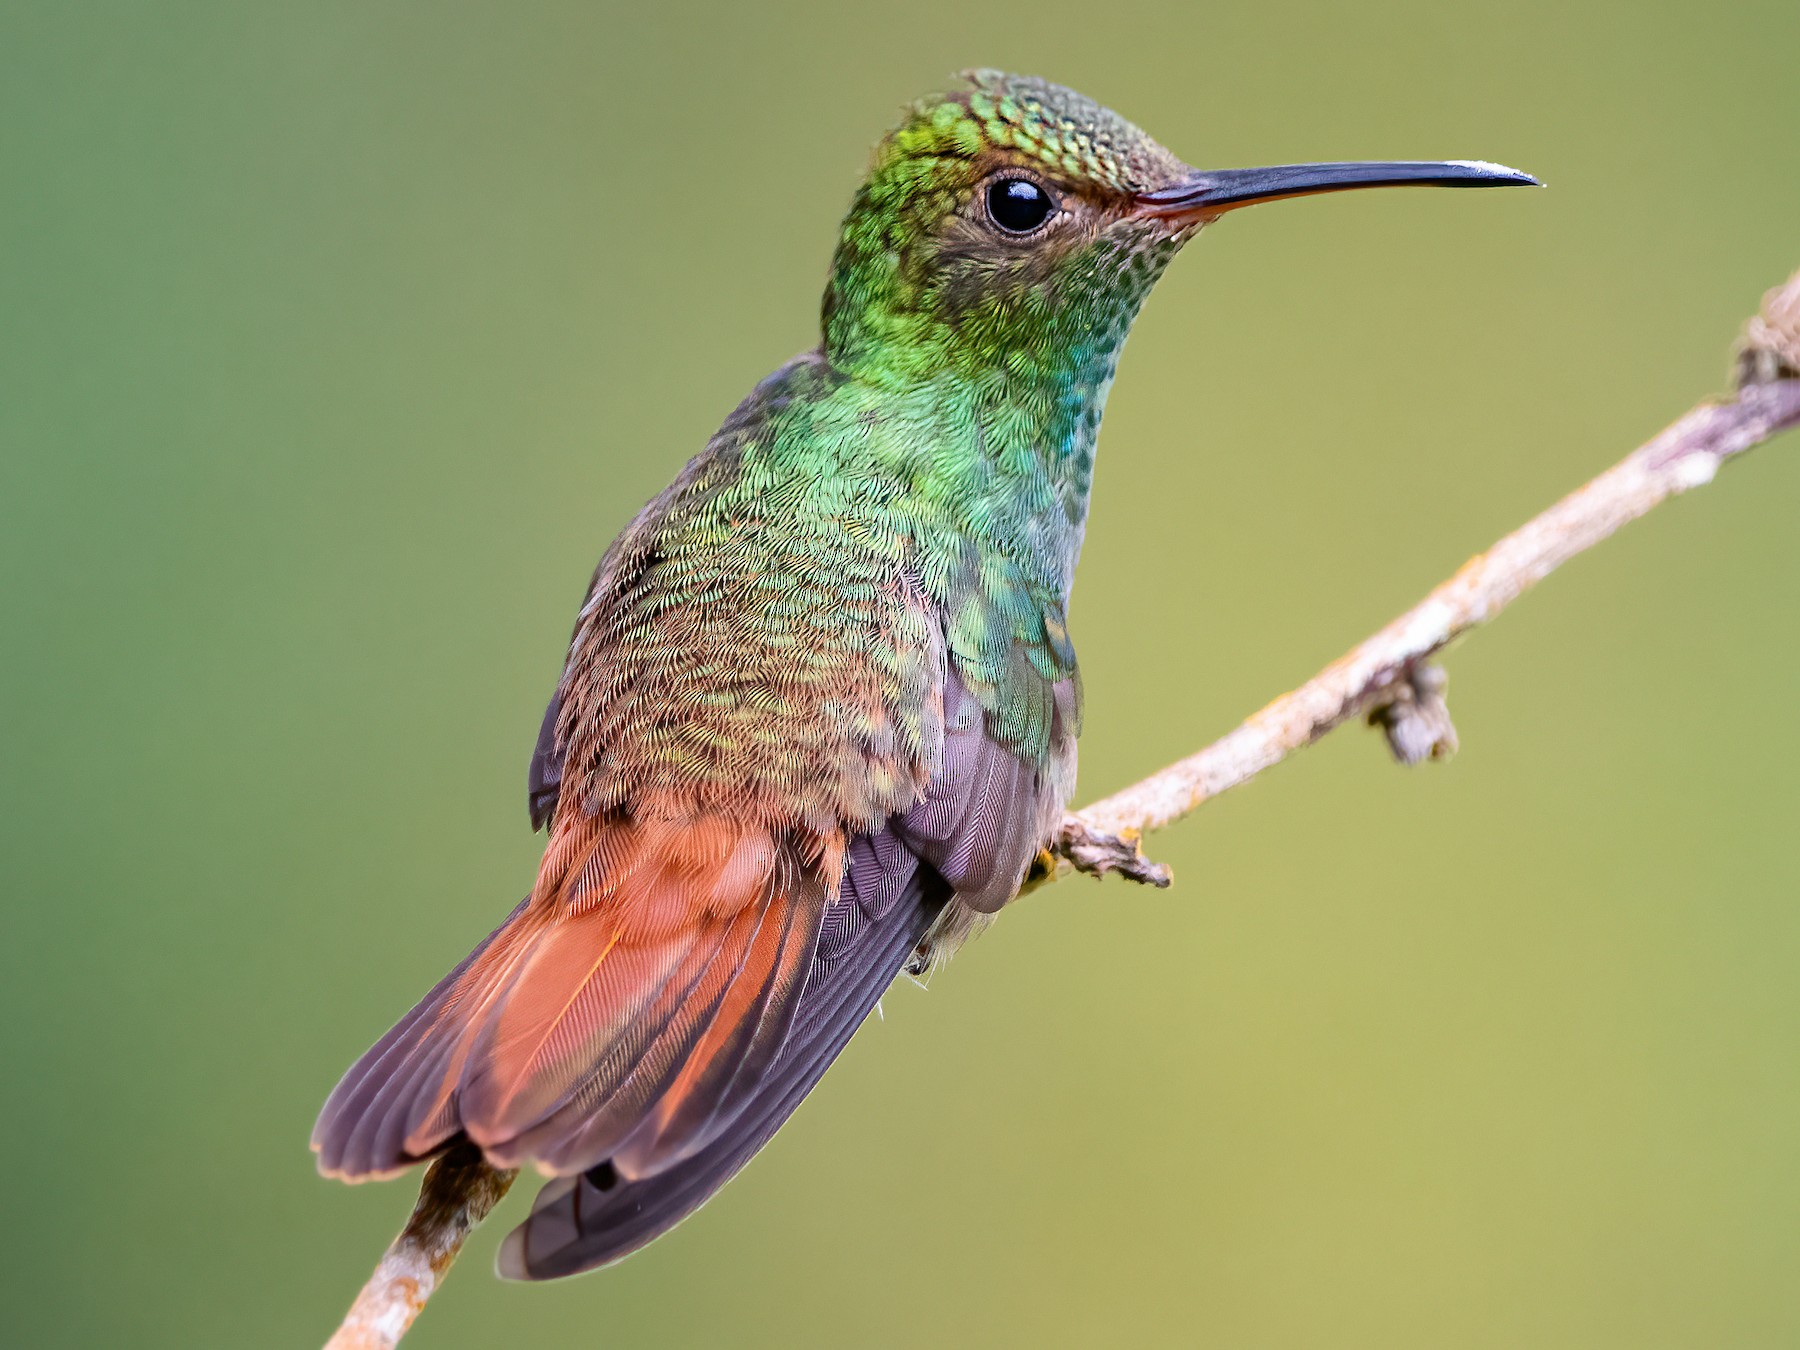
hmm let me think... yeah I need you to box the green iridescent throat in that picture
[817,84,1186,592]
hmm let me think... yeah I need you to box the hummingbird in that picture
[313,70,1534,1280]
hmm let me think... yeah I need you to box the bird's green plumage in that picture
[318,69,1534,1277]
[553,74,1195,834]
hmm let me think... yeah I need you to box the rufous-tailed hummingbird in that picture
[314,70,1534,1280]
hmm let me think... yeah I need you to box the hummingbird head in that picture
[821,70,1534,387]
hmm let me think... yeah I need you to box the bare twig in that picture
[324,1143,516,1350]
[1049,269,1800,885]
[323,268,1800,1348]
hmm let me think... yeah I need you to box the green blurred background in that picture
[4,2,1799,1346]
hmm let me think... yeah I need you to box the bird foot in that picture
[1039,821,1173,888]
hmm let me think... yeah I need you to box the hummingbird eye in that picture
[984,177,1056,234]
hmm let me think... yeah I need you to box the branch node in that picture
[1367,662,1459,766]
[1736,273,1800,388]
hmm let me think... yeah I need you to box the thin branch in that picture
[1048,269,1800,885]
[324,1143,516,1350]
[322,267,1800,1348]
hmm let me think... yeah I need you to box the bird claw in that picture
[1042,822,1173,888]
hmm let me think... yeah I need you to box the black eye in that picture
[985,177,1055,234]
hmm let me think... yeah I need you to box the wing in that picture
[317,356,948,1183]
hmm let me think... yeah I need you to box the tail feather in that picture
[486,855,825,1174]
[311,814,829,1183]
[611,867,821,1175]
[505,939,743,1168]
[496,911,754,1172]
[312,898,528,1180]
[496,842,949,1279]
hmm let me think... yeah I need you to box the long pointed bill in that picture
[1136,159,1539,222]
